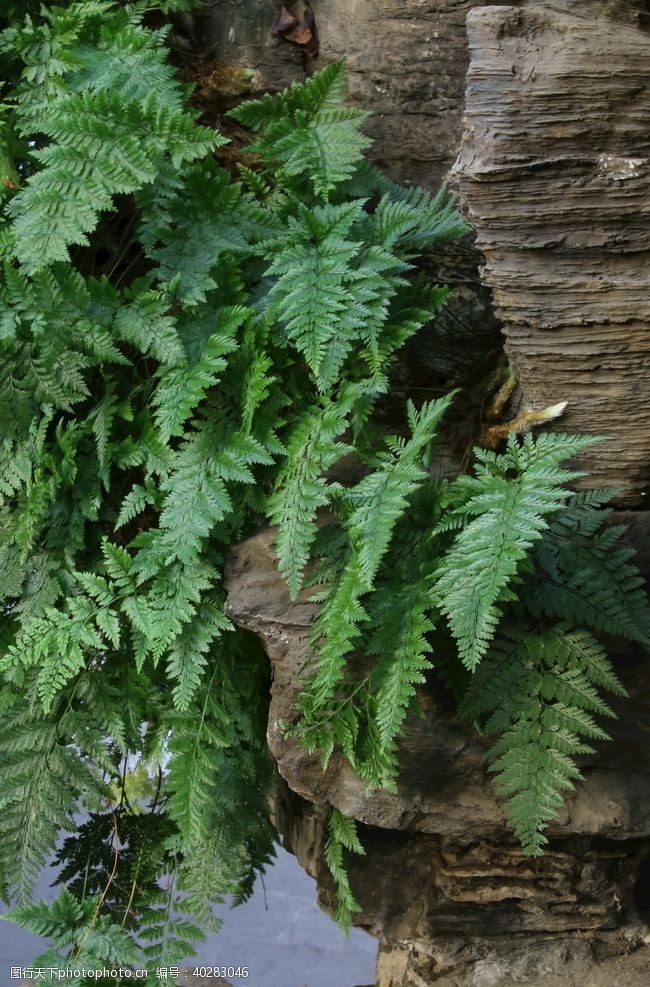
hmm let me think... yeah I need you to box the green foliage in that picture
[324,808,365,933]
[460,625,626,855]
[0,702,106,904]
[433,432,599,670]
[230,63,372,198]
[292,432,649,859]
[3,887,141,982]
[0,0,646,963]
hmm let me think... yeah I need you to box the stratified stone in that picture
[225,523,650,985]
[455,2,650,505]
[202,0,494,190]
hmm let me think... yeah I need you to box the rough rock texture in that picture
[201,0,304,96]
[201,0,497,189]
[225,522,650,986]
[455,2,650,505]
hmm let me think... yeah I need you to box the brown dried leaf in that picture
[271,1,318,56]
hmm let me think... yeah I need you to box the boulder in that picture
[225,522,650,985]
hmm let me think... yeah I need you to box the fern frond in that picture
[166,602,231,711]
[530,493,650,645]
[152,306,245,442]
[0,707,105,902]
[148,167,270,305]
[265,200,365,383]
[345,397,452,585]
[5,595,107,711]
[364,186,469,251]
[4,887,141,971]
[434,433,602,670]
[114,284,184,366]
[166,678,230,849]
[324,808,364,933]
[298,398,449,730]
[461,624,624,855]
[364,571,435,785]
[268,390,358,599]
[230,63,370,197]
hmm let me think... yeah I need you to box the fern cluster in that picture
[0,0,647,969]
[296,431,649,861]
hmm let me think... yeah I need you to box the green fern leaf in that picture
[230,63,370,198]
[434,433,601,670]
[167,602,232,711]
[324,808,364,933]
[461,624,624,855]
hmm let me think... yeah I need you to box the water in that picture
[0,845,377,987]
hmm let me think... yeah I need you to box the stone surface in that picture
[225,524,650,843]
[225,522,650,985]
[201,0,492,190]
[455,1,650,505]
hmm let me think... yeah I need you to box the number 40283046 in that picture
[192,967,249,979]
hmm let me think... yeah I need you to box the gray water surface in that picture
[0,845,377,987]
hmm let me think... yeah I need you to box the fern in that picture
[433,432,601,670]
[295,399,449,747]
[1,0,644,956]
[152,305,244,442]
[267,386,359,599]
[230,62,371,198]
[362,536,438,787]
[530,490,650,645]
[324,808,364,933]
[346,397,452,585]
[461,625,626,855]
[0,701,106,903]
[3,888,141,975]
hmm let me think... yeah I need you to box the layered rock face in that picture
[201,0,491,189]
[225,526,650,986]
[455,2,650,504]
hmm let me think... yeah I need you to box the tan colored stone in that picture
[455,2,650,505]
[225,524,650,984]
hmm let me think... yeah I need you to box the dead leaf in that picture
[272,1,318,56]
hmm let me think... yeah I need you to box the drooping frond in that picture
[324,808,364,933]
[461,625,625,855]
[297,399,449,729]
[344,397,452,585]
[0,704,106,902]
[268,388,360,599]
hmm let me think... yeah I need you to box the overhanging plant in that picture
[0,0,647,972]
